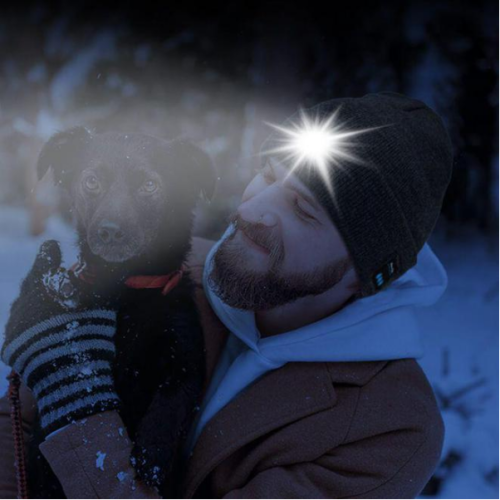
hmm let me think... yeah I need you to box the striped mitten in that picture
[1,240,121,437]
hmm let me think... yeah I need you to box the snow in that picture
[43,268,79,309]
[80,366,93,376]
[416,227,499,499]
[116,470,128,482]
[95,450,106,471]
[0,207,497,498]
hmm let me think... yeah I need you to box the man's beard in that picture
[207,212,354,310]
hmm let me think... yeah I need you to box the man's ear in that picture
[168,139,218,202]
[37,126,92,187]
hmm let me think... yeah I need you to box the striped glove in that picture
[1,240,121,437]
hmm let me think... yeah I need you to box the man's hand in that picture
[1,240,121,437]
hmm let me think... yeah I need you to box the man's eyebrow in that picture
[268,158,323,214]
[287,182,322,213]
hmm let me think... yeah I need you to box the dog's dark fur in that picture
[26,127,215,498]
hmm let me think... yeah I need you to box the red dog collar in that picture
[125,270,184,295]
[70,262,184,296]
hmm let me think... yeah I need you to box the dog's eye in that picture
[140,179,159,194]
[83,175,100,192]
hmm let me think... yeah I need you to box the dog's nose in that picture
[97,221,125,243]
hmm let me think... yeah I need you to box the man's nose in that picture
[238,193,280,227]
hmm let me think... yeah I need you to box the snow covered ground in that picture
[0,206,497,499]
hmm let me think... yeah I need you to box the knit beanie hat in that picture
[260,91,454,298]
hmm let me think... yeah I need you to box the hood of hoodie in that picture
[203,223,449,363]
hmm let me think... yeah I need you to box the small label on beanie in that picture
[373,253,399,290]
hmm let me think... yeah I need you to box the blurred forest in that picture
[0,0,497,239]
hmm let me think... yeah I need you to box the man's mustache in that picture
[227,212,284,265]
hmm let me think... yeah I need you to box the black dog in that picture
[26,126,215,498]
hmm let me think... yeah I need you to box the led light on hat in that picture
[262,106,382,193]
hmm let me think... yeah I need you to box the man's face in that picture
[208,158,359,310]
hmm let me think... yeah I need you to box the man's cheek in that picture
[283,233,313,270]
[282,221,307,251]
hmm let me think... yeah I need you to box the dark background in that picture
[0,0,497,237]
[0,1,497,498]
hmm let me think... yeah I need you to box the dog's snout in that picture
[97,221,125,243]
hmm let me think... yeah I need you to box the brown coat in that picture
[0,237,445,499]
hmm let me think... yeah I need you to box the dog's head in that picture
[38,127,216,266]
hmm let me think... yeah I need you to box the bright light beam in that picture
[263,106,385,193]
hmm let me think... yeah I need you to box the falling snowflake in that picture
[96,451,107,471]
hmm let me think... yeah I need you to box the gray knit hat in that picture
[261,91,454,298]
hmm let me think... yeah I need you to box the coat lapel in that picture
[183,356,388,497]
[183,360,337,498]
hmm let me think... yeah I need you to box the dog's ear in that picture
[37,126,92,187]
[168,140,218,202]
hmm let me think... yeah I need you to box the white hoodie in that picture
[183,224,448,457]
